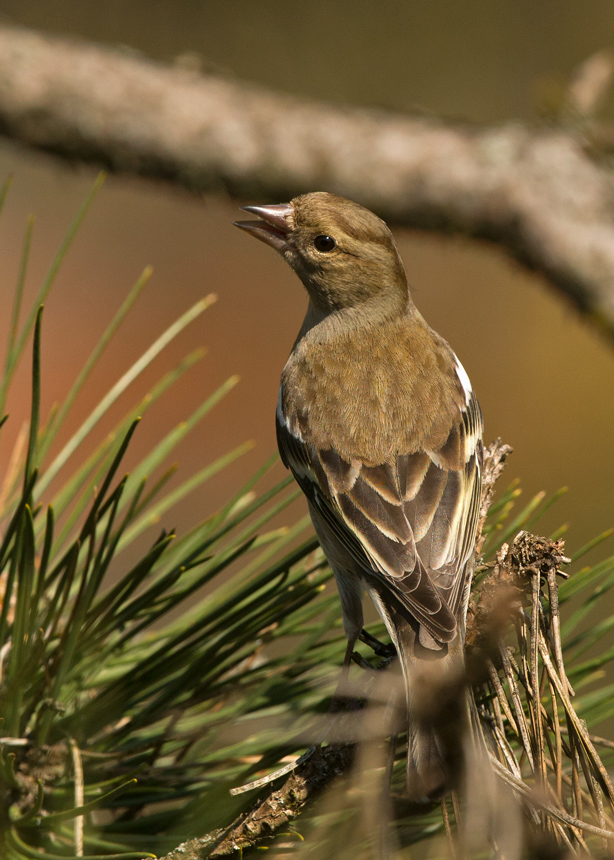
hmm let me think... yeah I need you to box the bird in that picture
[234,192,483,799]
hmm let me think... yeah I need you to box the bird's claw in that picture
[359,628,396,658]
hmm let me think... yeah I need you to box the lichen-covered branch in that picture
[2,26,614,339]
[212,744,354,857]
[158,746,354,860]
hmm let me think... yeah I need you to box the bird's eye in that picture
[313,235,336,253]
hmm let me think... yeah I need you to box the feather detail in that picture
[318,448,361,493]
[361,462,402,503]
[346,476,413,543]
[276,376,483,648]
[398,452,431,501]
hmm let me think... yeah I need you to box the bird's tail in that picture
[402,647,469,801]
[382,598,470,800]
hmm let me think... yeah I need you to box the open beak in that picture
[233,203,294,252]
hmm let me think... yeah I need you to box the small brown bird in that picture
[235,193,483,798]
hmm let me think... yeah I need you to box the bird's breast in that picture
[280,320,463,465]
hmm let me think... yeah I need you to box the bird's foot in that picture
[351,651,377,671]
[359,628,396,658]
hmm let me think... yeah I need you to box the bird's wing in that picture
[277,386,482,646]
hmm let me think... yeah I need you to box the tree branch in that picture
[1,24,614,339]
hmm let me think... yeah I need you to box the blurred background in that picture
[0,0,613,561]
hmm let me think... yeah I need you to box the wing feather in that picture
[346,476,414,543]
[277,380,483,647]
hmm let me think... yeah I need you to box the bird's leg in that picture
[328,636,359,713]
[343,635,357,670]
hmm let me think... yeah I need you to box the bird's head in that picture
[234,192,409,315]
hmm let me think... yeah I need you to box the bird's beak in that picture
[233,203,294,253]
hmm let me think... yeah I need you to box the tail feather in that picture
[367,581,470,800]
[403,637,469,800]
[407,721,447,799]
